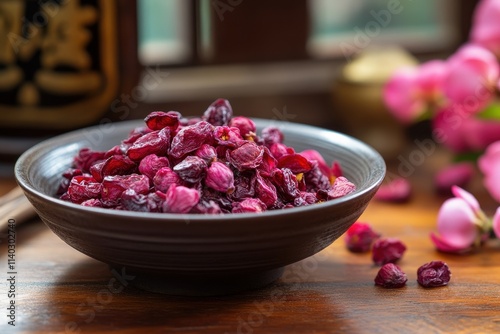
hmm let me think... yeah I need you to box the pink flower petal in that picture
[444,44,499,113]
[430,232,471,253]
[437,197,478,249]
[383,67,425,124]
[478,141,500,176]
[470,0,500,57]
[451,186,481,213]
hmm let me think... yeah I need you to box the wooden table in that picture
[1,154,500,334]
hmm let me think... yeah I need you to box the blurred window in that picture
[136,0,464,65]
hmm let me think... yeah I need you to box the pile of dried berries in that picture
[57,99,356,214]
[345,222,451,288]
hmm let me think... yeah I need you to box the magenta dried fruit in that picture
[169,121,214,159]
[203,98,233,126]
[127,128,170,161]
[372,237,407,266]
[205,161,235,194]
[59,99,356,214]
[374,263,407,288]
[344,222,380,253]
[417,260,451,288]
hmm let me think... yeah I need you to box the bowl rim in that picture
[15,118,386,222]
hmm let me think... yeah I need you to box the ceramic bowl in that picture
[15,119,385,296]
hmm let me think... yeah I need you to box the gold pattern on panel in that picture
[0,0,118,129]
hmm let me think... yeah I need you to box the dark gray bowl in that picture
[15,119,385,296]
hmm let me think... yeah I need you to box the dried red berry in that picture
[101,174,149,207]
[169,121,214,159]
[272,168,300,201]
[372,237,407,265]
[232,198,267,213]
[205,161,235,194]
[417,260,451,288]
[261,126,284,146]
[66,175,102,204]
[60,99,357,214]
[374,263,408,288]
[214,126,244,147]
[144,111,180,131]
[254,172,278,208]
[203,98,233,126]
[344,222,380,253]
[229,116,256,139]
[153,167,181,193]
[277,154,313,174]
[325,176,356,199]
[228,142,264,171]
[73,148,106,173]
[127,128,170,161]
[162,184,200,213]
[138,154,170,181]
[173,156,207,184]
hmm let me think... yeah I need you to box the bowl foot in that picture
[110,266,285,296]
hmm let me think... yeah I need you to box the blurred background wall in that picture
[0,0,480,174]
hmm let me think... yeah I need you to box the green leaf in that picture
[477,103,500,120]
[453,151,482,163]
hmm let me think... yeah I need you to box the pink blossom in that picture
[470,0,500,58]
[430,186,485,253]
[383,60,447,124]
[443,44,499,114]
[432,106,500,153]
[478,141,500,202]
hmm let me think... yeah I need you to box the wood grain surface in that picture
[1,152,500,333]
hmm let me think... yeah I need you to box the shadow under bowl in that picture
[15,119,385,296]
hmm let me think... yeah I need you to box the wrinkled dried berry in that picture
[261,126,283,146]
[232,198,266,213]
[229,116,256,139]
[127,128,170,161]
[173,156,208,184]
[138,154,170,181]
[277,154,313,174]
[203,98,233,126]
[169,121,214,159]
[272,168,300,201]
[205,161,235,194]
[67,175,101,204]
[372,237,407,265]
[228,142,264,171]
[60,99,357,214]
[214,126,244,147]
[144,111,180,131]
[101,174,149,207]
[73,148,106,173]
[374,263,407,288]
[162,184,200,213]
[153,167,181,193]
[417,260,451,288]
[345,222,380,253]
